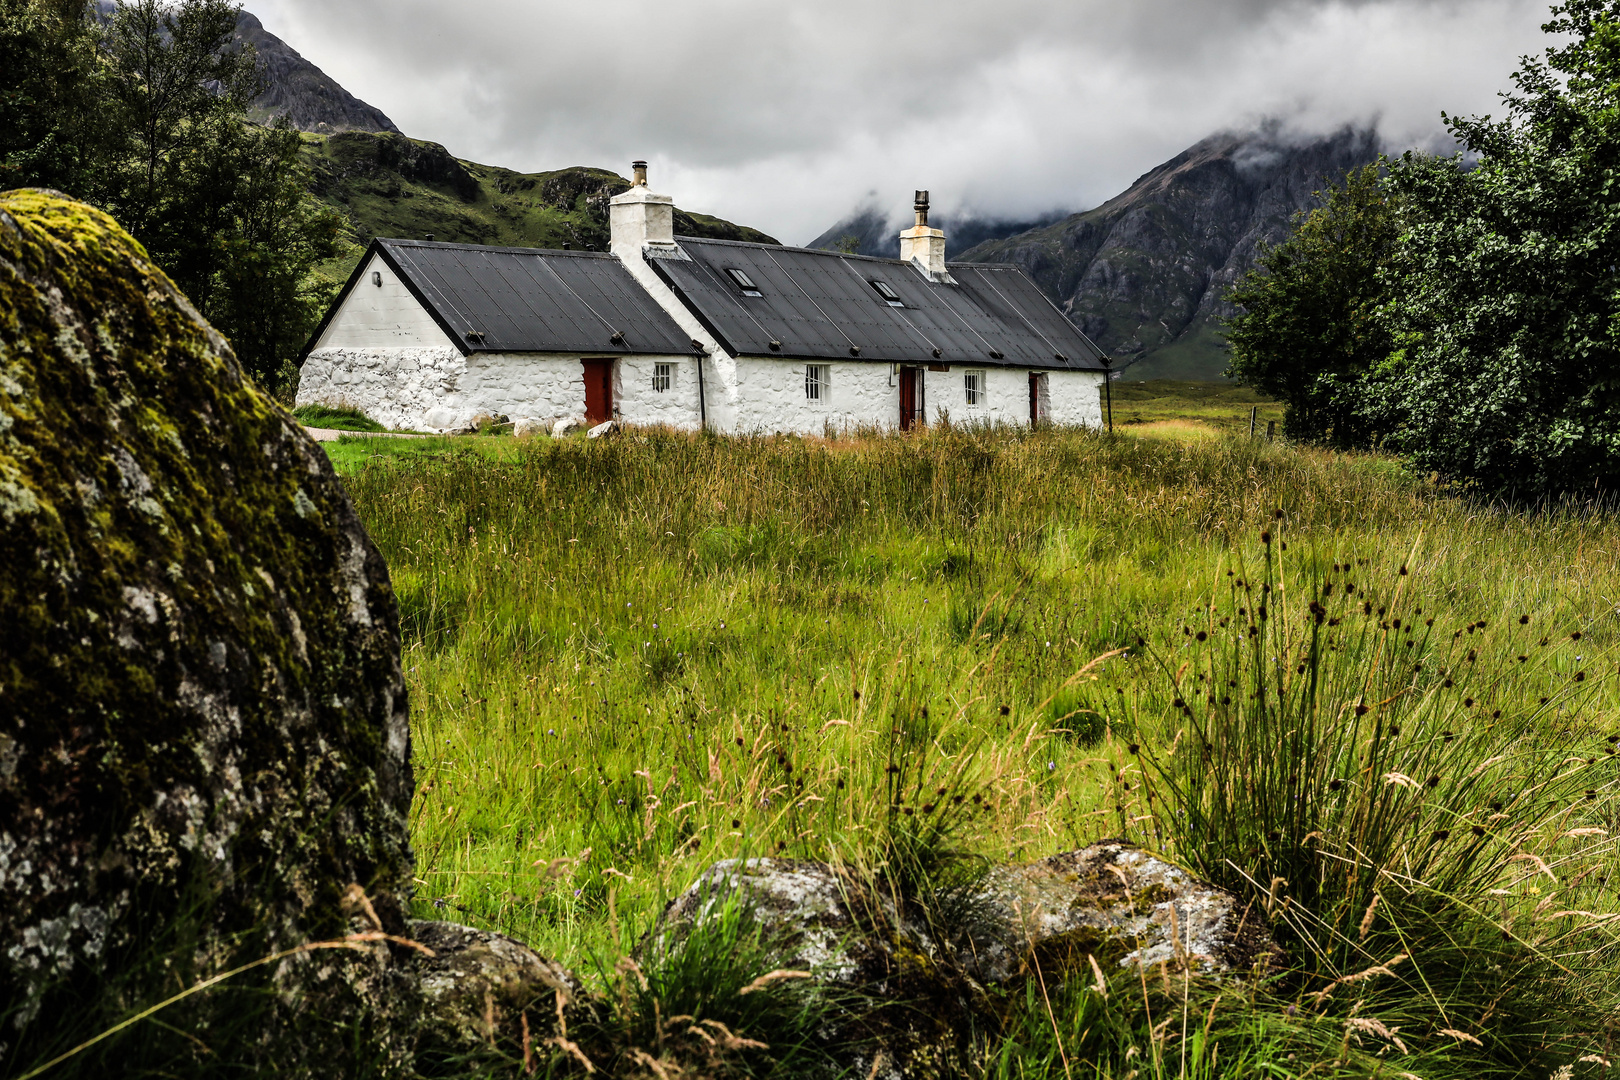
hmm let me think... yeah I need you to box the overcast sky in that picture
[249,0,1552,243]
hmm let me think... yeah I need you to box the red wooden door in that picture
[899,367,918,431]
[582,359,613,424]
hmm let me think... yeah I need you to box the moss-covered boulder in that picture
[0,190,413,1071]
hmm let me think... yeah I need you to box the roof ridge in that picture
[377,238,616,259]
[674,234,912,265]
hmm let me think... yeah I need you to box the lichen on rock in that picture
[0,189,414,1070]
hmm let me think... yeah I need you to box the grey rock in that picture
[586,420,617,439]
[552,415,587,438]
[513,417,550,438]
[951,841,1275,985]
[409,920,580,1053]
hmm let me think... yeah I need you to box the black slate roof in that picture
[303,238,699,358]
[647,238,1108,370]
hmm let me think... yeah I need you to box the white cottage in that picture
[297,164,1111,434]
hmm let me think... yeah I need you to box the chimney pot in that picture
[899,189,947,279]
[610,160,676,256]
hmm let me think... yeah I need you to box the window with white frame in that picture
[652,363,672,393]
[805,364,830,401]
[963,369,985,407]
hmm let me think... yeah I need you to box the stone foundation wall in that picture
[297,349,700,432]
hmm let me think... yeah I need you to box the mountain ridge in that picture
[955,127,1383,380]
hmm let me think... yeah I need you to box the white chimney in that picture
[898,190,947,279]
[610,160,676,259]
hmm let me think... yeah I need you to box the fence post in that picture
[1249,406,1257,438]
[1267,419,1276,442]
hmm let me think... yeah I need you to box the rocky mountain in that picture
[304,132,778,282]
[956,127,1382,380]
[235,11,399,133]
[91,2,398,133]
[808,204,1067,260]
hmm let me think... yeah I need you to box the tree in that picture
[1223,162,1398,448]
[208,120,342,386]
[0,0,116,195]
[1,0,344,390]
[1371,0,1620,495]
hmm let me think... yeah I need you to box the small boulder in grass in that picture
[552,415,587,438]
[653,843,1276,1080]
[586,419,617,439]
[409,921,585,1056]
[949,841,1277,985]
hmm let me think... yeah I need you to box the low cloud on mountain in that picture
[249,0,1552,242]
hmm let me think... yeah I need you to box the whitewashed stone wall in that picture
[705,359,1106,435]
[296,349,699,433]
[926,367,1105,430]
[724,358,895,435]
[295,340,1104,435]
[615,357,703,430]
[1045,370,1107,428]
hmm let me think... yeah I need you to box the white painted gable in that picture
[311,252,455,351]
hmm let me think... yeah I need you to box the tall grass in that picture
[328,423,1620,1076]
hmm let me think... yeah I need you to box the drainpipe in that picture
[695,349,708,432]
[1103,359,1113,434]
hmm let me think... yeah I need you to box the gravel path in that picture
[302,426,434,442]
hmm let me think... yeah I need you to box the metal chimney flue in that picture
[632,160,649,187]
[914,190,930,227]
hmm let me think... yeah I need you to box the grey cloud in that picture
[254,0,1550,242]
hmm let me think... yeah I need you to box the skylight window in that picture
[725,268,763,296]
[869,280,904,307]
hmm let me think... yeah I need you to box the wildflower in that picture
[1047,761,1055,771]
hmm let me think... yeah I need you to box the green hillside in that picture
[301,131,778,283]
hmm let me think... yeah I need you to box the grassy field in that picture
[326,419,1620,1077]
[1106,379,1286,438]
